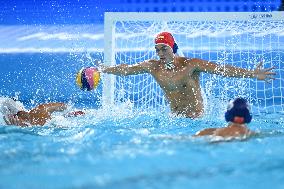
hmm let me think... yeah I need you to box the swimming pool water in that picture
[0,49,283,188]
[0,105,284,189]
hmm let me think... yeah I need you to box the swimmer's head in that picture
[16,111,29,119]
[0,97,25,115]
[225,97,252,124]
[155,32,179,54]
[0,97,26,125]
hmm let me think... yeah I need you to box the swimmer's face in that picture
[155,44,173,61]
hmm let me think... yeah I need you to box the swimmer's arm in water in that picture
[190,58,276,83]
[193,128,218,137]
[101,61,153,76]
[31,103,67,114]
[213,126,242,137]
[213,125,253,137]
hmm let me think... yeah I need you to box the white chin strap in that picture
[164,61,176,70]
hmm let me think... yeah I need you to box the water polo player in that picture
[100,31,275,118]
[194,97,255,138]
[0,98,85,126]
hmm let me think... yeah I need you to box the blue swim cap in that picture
[225,97,252,124]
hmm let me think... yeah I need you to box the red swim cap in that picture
[155,32,175,49]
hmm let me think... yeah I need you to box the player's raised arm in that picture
[190,58,276,83]
[32,103,67,114]
[101,60,153,76]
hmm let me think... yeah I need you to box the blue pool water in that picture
[0,108,284,189]
[0,52,283,189]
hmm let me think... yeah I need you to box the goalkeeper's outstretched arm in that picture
[101,60,154,76]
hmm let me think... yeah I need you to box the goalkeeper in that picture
[101,32,276,118]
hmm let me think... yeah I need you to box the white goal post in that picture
[103,12,284,114]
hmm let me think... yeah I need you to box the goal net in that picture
[103,12,284,114]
